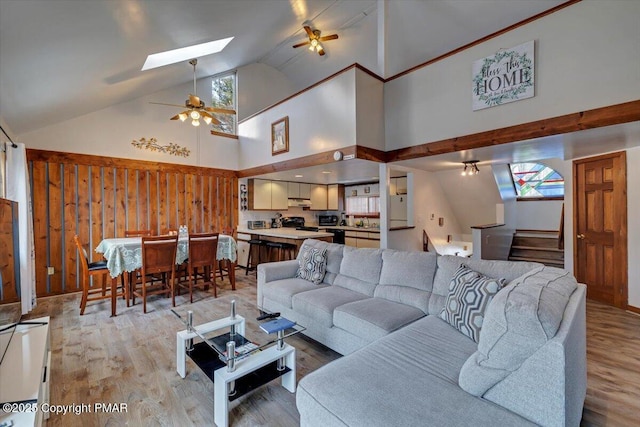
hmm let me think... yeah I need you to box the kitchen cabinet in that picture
[271,181,288,210]
[328,184,344,211]
[248,179,288,210]
[287,182,300,198]
[344,230,380,248]
[299,183,311,199]
[310,184,328,210]
[390,177,407,195]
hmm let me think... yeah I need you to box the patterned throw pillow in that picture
[296,247,328,285]
[440,264,505,342]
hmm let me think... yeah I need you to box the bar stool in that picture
[246,239,270,275]
[266,241,297,261]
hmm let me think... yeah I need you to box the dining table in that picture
[95,234,238,306]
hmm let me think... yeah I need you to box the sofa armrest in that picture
[257,260,299,308]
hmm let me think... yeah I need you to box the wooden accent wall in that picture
[26,149,238,298]
[0,198,20,304]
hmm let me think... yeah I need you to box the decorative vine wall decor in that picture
[131,137,190,157]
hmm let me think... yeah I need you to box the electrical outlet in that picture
[47,266,55,275]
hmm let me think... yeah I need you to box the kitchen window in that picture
[346,196,380,215]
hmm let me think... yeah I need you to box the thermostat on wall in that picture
[333,151,343,161]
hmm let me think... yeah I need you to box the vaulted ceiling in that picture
[0,0,567,136]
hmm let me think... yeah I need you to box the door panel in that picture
[574,152,627,308]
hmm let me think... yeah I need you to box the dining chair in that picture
[132,235,178,313]
[178,232,219,303]
[124,229,153,237]
[73,235,127,316]
[217,227,237,290]
[123,229,154,291]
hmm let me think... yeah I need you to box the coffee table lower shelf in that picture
[187,341,292,402]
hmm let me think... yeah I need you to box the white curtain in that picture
[5,142,36,314]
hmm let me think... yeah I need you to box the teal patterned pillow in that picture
[297,247,328,285]
[440,264,505,342]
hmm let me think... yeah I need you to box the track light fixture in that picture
[461,160,480,176]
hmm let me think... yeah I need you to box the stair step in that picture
[511,245,563,252]
[510,249,564,261]
[508,256,565,267]
[512,236,559,248]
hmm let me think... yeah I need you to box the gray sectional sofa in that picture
[257,239,587,427]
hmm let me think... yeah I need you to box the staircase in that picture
[509,230,564,268]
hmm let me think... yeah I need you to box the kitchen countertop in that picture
[237,227,334,240]
[319,226,380,233]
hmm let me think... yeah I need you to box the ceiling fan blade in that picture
[204,106,237,115]
[170,110,190,120]
[292,41,311,49]
[319,34,338,42]
[150,101,186,108]
[303,25,314,38]
[170,114,180,120]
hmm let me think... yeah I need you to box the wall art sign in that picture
[472,40,534,111]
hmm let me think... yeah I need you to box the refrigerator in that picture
[390,195,408,228]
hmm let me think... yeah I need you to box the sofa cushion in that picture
[297,239,344,284]
[296,246,327,284]
[375,250,437,313]
[262,278,328,309]
[297,315,535,426]
[459,266,578,396]
[334,298,425,342]
[429,256,542,315]
[440,264,505,342]
[333,246,383,296]
[292,286,369,328]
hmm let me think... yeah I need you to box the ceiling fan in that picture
[150,59,236,127]
[292,25,338,56]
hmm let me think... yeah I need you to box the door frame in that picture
[573,151,628,308]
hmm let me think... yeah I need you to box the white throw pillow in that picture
[296,247,327,285]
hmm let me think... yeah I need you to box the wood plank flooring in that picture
[12,272,640,426]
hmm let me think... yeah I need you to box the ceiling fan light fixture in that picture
[178,112,188,122]
[190,110,200,120]
[191,118,200,127]
[203,116,213,125]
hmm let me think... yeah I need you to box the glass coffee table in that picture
[174,302,305,427]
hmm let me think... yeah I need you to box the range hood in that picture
[288,198,312,207]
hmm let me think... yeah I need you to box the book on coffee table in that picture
[260,318,296,334]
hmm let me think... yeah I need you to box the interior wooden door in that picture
[573,152,627,308]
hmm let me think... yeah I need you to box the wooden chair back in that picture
[73,234,91,272]
[125,229,153,237]
[188,233,219,269]
[141,235,178,276]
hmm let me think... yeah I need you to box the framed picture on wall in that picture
[271,116,289,156]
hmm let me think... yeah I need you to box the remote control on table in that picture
[256,312,280,321]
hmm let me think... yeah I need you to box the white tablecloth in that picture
[95,235,237,278]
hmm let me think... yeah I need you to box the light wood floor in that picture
[12,272,640,426]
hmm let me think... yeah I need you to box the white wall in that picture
[355,71,385,150]
[237,63,296,121]
[626,147,640,309]
[515,200,564,230]
[16,62,296,170]
[384,0,640,150]
[433,167,503,233]
[386,167,462,252]
[238,68,357,170]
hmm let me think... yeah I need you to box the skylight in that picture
[141,37,234,71]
